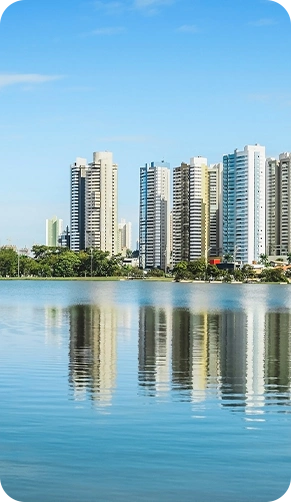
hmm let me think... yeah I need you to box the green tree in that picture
[128,267,144,278]
[206,264,220,280]
[233,269,243,282]
[188,258,206,280]
[260,267,288,283]
[52,251,81,277]
[147,268,165,277]
[241,264,256,281]
[0,247,18,277]
[259,253,270,267]
[222,270,232,282]
[223,253,233,263]
[173,261,191,281]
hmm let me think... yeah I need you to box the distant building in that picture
[58,226,70,248]
[118,219,132,254]
[70,152,118,255]
[223,145,266,264]
[46,216,63,247]
[139,161,170,270]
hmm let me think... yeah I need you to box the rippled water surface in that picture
[0,281,290,502]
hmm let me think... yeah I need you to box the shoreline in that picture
[0,277,289,284]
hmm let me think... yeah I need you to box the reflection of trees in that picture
[69,305,117,406]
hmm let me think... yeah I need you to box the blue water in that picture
[0,281,290,502]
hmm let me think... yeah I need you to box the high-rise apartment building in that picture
[189,157,209,261]
[70,157,87,252]
[86,152,118,255]
[266,153,291,256]
[223,144,266,264]
[139,161,170,270]
[118,219,132,254]
[172,162,190,264]
[70,152,118,255]
[208,163,223,257]
[46,216,63,247]
[172,158,222,265]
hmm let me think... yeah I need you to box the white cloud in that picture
[91,26,125,35]
[134,0,173,7]
[247,93,271,103]
[0,74,63,89]
[248,18,277,27]
[93,0,174,15]
[94,1,126,14]
[177,24,199,33]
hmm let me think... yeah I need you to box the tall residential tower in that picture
[223,144,266,264]
[139,161,170,271]
[266,153,291,256]
[70,151,118,255]
[172,158,222,265]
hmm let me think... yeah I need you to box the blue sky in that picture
[0,0,291,247]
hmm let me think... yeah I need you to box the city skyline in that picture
[1,0,291,247]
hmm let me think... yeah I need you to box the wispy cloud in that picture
[177,24,199,33]
[91,26,125,35]
[248,18,277,27]
[93,0,174,15]
[134,0,172,7]
[94,1,126,15]
[247,93,271,103]
[0,74,63,89]
[133,0,173,14]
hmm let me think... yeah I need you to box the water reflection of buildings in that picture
[138,307,172,397]
[138,307,291,412]
[69,305,117,406]
[44,306,66,346]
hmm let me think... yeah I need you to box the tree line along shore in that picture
[0,246,289,283]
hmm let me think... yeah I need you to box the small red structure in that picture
[209,259,221,265]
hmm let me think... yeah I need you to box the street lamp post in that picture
[90,248,93,278]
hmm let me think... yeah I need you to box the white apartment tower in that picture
[189,157,209,261]
[70,152,118,255]
[139,161,170,270]
[208,163,223,257]
[223,145,266,264]
[86,152,118,255]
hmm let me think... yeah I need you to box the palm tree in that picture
[223,253,233,263]
[259,253,269,267]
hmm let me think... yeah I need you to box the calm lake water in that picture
[0,281,290,502]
